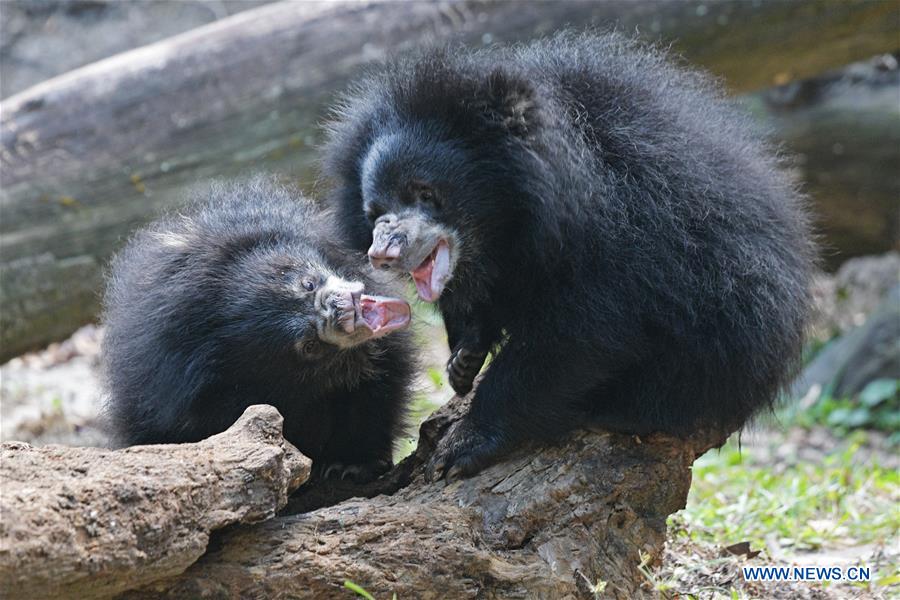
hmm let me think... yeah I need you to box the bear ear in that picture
[471,69,539,137]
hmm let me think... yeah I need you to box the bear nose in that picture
[367,243,402,270]
[320,277,364,311]
[368,216,406,270]
[330,287,361,309]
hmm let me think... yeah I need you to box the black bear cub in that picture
[102,178,415,482]
[324,31,816,480]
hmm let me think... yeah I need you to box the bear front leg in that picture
[316,378,405,483]
[446,346,488,396]
[443,311,497,396]
[426,339,600,482]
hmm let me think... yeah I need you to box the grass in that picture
[782,378,900,444]
[343,581,376,600]
[393,304,449,463]
[344,580,398,600]
[672,433,898,553]
[426,367,444,389]
[660,429,899,598]
[393,392,442,463]
[408,289,444,327]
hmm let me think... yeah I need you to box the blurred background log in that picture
[0,0,276,100]
[1,0,897,360]
[749,54,899,270]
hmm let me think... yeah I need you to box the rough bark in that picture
[125,396,726,600]
[1,0,897,361]
[0,405,311,600]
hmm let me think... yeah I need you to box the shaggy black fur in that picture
[101,178,416,482]
[323,31,816,479]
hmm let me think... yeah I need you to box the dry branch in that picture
[0,405,310,600]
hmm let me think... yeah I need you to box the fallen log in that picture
[125,396,726,599]
[751,54,900,270]
[1,0,896,361]
[0,405,310,600]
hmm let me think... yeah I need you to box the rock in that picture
[811,252,900,339]
[795,284,900,400]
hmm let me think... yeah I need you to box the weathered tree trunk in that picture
[1,0,896,361]
[0,405,310,600]
[125,396,726,600]
[0,395,725,599]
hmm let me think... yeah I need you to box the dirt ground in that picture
[1,324,107,447]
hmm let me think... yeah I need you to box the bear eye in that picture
[302,278,316,292]
[412,183,440,209]
[365,203,385,224]
[301,340,320,355]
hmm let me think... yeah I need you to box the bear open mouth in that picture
[358,295,411,337]
[410,239,451,302]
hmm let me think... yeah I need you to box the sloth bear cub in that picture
[102,178,415,482]
[324,32,816,480]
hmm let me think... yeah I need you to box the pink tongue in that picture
[411,240,451,302]
[359,295,411,337]
[411,260,435,302]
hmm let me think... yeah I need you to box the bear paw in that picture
[425,418,505,482]
[317,459,392,483]
[446,346,487,396]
